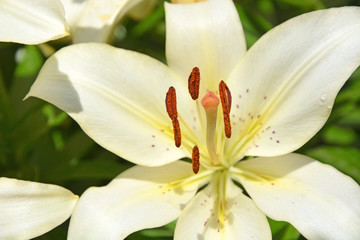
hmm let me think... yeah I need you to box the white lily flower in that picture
[0,0,69,44]
[60,0,157,43]
[0,178,78,240]
[26,0,360,239]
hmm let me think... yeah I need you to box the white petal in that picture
[165,0,246,93]
[175,174,271,240]
[68,161,204,240]
[0,0,69,44]
[72,0,153,43]
[226,7,360,160]
[60,0,88,28]
[232,153,360,240]
[26,43,197,166]
[0,178,78,240]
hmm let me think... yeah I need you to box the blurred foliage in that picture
[0,0,359,239]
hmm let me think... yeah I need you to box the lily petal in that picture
[68,161,203,240]
[165,0,246,93]
[226,7,360,160]
[72,0,153,43]
[60,0,88,28]
[232,153,360,240]
[0,0,69,44]
[0,178,78,240]
[175,174,271,240]
[26,43,197,166]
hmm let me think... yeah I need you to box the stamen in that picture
[219,81,232,138]
[165,86,177,119]
[188,67,200,100]
[172,117,181,148]
[192,145,200,174]
[165,87,181,147]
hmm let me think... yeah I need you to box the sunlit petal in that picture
[0,178,78,240]
[226,7,360,160]
[68,161,205,240]
[72,0,154,43]
[175,175,271,240]
[60,0,87,28]
[0,0,69,44]
[165,0,246,94]
[232,154,360,240]
[26,43,200,166]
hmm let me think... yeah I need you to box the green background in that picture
[0,0,359,239]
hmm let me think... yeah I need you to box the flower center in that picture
[165,67,233,171]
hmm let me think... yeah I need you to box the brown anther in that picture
[166,87,181,147]
[172,117,181,147]
[192,145,200,174]
[219,80,232,138]
[188,67,200,100]
[165,86,178,119]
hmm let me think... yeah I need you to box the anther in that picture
[219,81,232,138]
[165,87,181,147]
[172,117,181,148]
[165,86,178,119]
[192,145,200,174]
[188,67,200,100]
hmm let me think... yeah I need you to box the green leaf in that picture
[268,218,300,240]
[128,221,175,240]
[276,0,324,9]
[52,130,65,150]
[322,125,357,145]
[41,104,68,127]
[306,146,360,183]
[130,2,165,37]
[338,108,360,125]
[236,6,263,48]
[41,158,131,182]
[14,45,44,78]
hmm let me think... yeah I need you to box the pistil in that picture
[201,91,221,166]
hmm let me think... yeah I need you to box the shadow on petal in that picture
[26,57,83,113]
